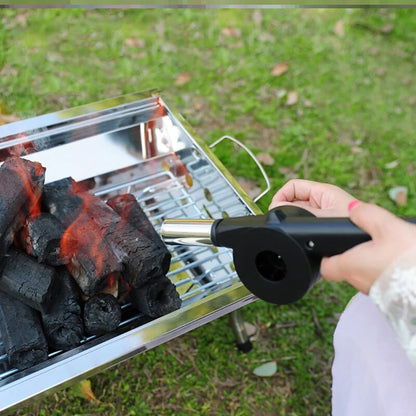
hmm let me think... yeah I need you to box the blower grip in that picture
[211,206,415,305]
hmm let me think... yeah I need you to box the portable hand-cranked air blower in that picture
[161,206,415,305]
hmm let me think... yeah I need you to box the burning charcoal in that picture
[100,274,119,298]
[42,177,84,227]
[66,255,122,297]
[0,157,45,258]
[43,178,122,296]
[0,291,48,370]
[44,177,170,291]
[83,293,122,336]
[130,276,182,319]
[17,213,68,266]
[41,268,83,351]
[0,248,57,314]
[107,194,171,275]
[0,128,52,162]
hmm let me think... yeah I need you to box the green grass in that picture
[1,8,416,415]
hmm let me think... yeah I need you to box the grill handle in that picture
[161,206,416,305]
[209,135,271,203]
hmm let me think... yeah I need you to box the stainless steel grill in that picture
[0,91,262,412]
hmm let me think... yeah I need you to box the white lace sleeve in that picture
[369,247,416,366]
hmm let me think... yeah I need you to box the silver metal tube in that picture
[161,219,215,246]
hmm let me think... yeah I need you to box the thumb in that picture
[349,202,398,240]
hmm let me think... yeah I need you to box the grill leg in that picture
[230,309,253,353]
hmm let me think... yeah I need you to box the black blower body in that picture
[210,206,373,305]
[162,206,416,305]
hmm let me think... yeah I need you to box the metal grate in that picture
[0,94,261,412]
[0,150,246,381]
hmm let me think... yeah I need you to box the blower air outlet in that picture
[255,250,287,282]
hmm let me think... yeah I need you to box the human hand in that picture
[269,179,356,217]
[321,202,416,294]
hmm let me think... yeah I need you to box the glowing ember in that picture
[0,157,45,257]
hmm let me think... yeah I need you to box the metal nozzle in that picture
[160,219,215,246]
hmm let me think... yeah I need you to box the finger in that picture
[270,179,319,205]
[320,243,368,281]
[320,243,378,294]
[349,202,399,240]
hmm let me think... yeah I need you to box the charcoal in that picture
[66,255,122,296]
[41,268,83,350]
[0,129,51,162]
[42,177,84,227]
[0,157,45,258]
[0,291,48,370]
[0,248,57,314]
[44,177,170,291]
[83,293,122,336]
[43,177,122,295]
[107,194,171,275]
[92,199,171,286]
[17,213,68,266]
[130,276,181,318]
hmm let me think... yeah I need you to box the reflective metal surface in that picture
[161,219,215,246]
[0,91,263,413]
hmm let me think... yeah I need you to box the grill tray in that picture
[0,92,261,412]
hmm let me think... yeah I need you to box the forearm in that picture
[369,247,416,366]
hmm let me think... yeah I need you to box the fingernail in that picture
[348,200,361,211]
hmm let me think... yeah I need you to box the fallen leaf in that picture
[285,91,298,106]
[252,10,262,26]
[257,152,275,166]
[192,101,204,111]
[271,62,289,77]
[174,72,191,86]
[0,114,20,124]
[71,379,98,402]
[376,68,386,76]
[370,48,380,56]
[124,37,145,48]
[94,42,105,50]
[334,20,345,37]
[236,177,261,200]
[243,321,257,337]
[46,52,63,63]
[278,166,298,180]
[381,23,394,34]
[132,51,147,59]
[303,99,313,108]
[257,33,275,42]
[388,186,408,206]
[351,146,363,154]
[0,66,18,77]
[230,41,243,49]
[253,361,277,377]
[403,78,412,85]
[408,97,416,106]
[278,166,294,175]
[385,160,399,169]
[221,27,242,38]
[15,11,29,26]
[276,89,287,100]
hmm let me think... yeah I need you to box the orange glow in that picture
[12,157,44,219]
[60,193,110,278]
[0,134,38,162]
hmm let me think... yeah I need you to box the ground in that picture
[1,8,416,415]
